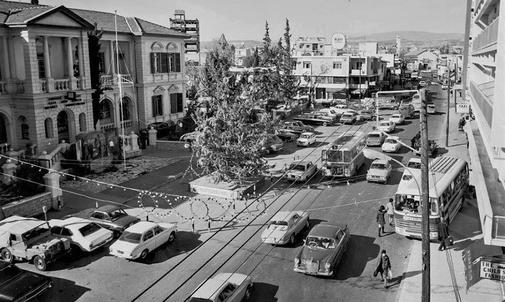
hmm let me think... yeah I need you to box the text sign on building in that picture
[480,259,505,281]
[457,102,470,114]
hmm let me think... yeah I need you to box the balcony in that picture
[0,80,25,95]
[472,17,499,54]
[100,122,115,131]
[350,69,367,76]
[54,79,70,91]
[469,80,494,127]
[120,120,132,128]
[0,82,6,95]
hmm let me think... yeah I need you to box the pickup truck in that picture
[293,112,337,126]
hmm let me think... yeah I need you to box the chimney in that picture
[31,0,39,5]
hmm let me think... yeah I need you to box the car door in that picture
[310,134,315,145]
[334,230,346,265]
[291,214,302,235]
[152,226,167,249]
[142,229,156,252]
[90,212,113,229]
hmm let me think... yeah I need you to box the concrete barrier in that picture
[0,192,53,220]
[154,140,188,152]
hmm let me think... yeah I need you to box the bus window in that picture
[343,150,352,162]
[430,198,439,215]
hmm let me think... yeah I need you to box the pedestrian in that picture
[376,205,386,237]
[386,198,395,228]
[438,218,450,251]
[377,249,392,288]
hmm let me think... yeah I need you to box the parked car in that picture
[294,112,337,126]
[147,122,172,138]
[68,205,140,237]
[188,273,253,302]
[366,131,385,147]
[261,211,310,245]
[261,135,284,154]
[340,111,358,124]
[366,158,392,184]
[0,216,71,271]
[390,113,405,125]
[406,157,422,170]
[49,217,114,253]
[280,121,314,135]
[109,221,177,261]
[378,120,395,133]
[427,104,436,114]
[0,262,53,301]
[398,103,415,119]
[441,84,448,90]
[297,132,316,147]
[293,224,350,276]
[381,136,402,153]
[419,80,427,87]
[378,98,398,110]
[276,130,298,142]
[332,104,349,115]
[286,161,318,182]
[358,109,374,121]
[317,108,339,119]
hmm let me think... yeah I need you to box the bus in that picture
[321,131,367,178]
[394,156,469,240]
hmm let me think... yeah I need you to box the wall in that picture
[0,192,53,219]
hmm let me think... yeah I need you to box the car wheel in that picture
[139,249,149,261]
[289,235,295,245]
[1,249,13,264]
[245,284,253,299]
[33,256,47,271]
[167,232,176,243]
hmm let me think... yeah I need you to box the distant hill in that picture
[348,31,464,43]
[201,40,262,50]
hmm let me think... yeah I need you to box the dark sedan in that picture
[0,262,52,302]
[67,205,140,236]
[294,224,350,276]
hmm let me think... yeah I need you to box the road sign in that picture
[457,102,470,114]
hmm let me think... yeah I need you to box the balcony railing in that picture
[0,81,24,95]
[100,122,115,131]
[120,120,132,128]
[100,74,114,87]
[472,17,499,53]
[469,81,493,127]
[40,79,48,93]
[350,69,366,76]
[54,79,70,91]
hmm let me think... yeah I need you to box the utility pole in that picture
[454,59,458,112]
[445,75,451,147]
[420,88,431,302]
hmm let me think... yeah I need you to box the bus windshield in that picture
[326,150,353,162]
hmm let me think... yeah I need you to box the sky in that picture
[43,0,466,41]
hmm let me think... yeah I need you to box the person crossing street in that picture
[376,205,387,237]
[376,249,392,288]
[386,198,395,228]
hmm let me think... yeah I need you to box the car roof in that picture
[291,161,311,166]
[125,221,158,233]
[191,273,248,299]
[385,136,400,140]
[368,130,382,135]
[300,132,314,136]
[392,113,402,117]
[408,157,422,163]
[308,224,343,238]
[0,216,47,235]
[50,217,92,229]
[270,211,298,222]
[372,158,389,165]
[97,205,120,212]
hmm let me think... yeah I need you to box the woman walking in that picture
[376,205,387,237]
[377,249,392,288]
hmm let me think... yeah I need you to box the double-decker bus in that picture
[321,131,366,178]
[394,156,469,239]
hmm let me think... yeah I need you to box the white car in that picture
[427,104,436,114]
[381,136,401,153]
[331,104,349,115]
[109,221,177,260]
[366,159,392,184]
[340,111,358,124]
[378,120,395,133]
[49,217,114,253]
[261,211,310,245]
[297,132,316,147]
[189,273,253,302]
[441,84,448,90]
[286,161,318,182]
[390,113,405,125]
[406,157,422,170]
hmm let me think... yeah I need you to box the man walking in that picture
[376,205,386,237]
[438,218,450,251]
[386,198,395,228]
[377,249,392,288]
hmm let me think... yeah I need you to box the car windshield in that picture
[385,138,397,144]
[22,225,49,241]
[79,223,102,237]
[407,161,422,169]
[392,115,401,118]
[342,113,352,118]
[108,209,127,220]
[368,133,380,138]
[305,236,335,249]
[188,298,212,302]
[118,231,141,244]
[289,164,306,171]
[269,220,288,227]
[300,134,311,139]
[371,163,386,169]
[380,122,390,126]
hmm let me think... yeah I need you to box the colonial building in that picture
[0,0,188,154]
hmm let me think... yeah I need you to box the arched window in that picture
[167,43,181,73]
[44,118,53,138]
[120,97,131,121]
[18,116,29,140]
[78,113,86,132]
[99,99,113,120]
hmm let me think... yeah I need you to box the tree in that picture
[261,21,272,66]
[87,24,104,129]
[279,18,298,105]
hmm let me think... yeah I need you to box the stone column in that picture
[66,37,77,89]
[109,40,116,77]
[43,36,54,92]
[1,36,11,80]
[43,171,63,210]
[78,35,85,88]
[148,127,157,146]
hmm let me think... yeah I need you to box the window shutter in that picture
[177,93,183,112]
[150,53,156,74]
[175,53,181,72]
[170,94,177,113]
[161,53,169,73]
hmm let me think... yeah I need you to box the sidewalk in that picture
[396,94,505,301]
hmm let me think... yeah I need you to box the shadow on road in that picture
[37,275,89,302]
[389,270,422,287]
[334,234,380,280]
[248,282,279,302]
[145,231,202,264]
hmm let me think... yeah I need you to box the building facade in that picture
[0,1,188,154]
